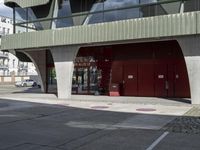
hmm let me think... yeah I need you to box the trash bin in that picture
[109,83,120,96]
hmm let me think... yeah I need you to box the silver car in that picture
[15,79,37,87]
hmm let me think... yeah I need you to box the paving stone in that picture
[162,106,200,134]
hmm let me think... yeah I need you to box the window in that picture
[7,28,10,34]
[54,0,73,28]
[1,17,6,23]
[13,59,15,68]
[2,27,5,34]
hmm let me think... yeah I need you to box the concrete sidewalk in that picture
[0,93,191,105]
[0,93,193,116]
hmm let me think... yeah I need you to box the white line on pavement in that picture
[146,131,169,150]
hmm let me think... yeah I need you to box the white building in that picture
[0,15,37,76]
[0,15,12,36]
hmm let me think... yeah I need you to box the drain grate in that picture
[136,108,156,112]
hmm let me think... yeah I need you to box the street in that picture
[0,85,199,150]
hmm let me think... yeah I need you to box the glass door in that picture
[72,67,90,94]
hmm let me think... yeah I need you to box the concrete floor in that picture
[0,85,199,150]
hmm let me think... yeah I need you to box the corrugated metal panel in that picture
[4,0,49,8]
[1,12,198,50]
[197,12,200,34]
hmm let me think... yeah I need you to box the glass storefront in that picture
[47,66,57,93]
[72,57,102,95]
[46,55,102,95]
[72,67,101,94]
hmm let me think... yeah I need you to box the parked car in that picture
[37,83,41,88]
[15,79,37,87]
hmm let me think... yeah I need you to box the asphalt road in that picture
[0,85,41,95]
[0,85,199,150]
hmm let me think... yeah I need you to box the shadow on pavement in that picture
[0,98,199,150]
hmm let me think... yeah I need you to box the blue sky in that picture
[0,0,12,18]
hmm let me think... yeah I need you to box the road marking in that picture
[146,131,169,150]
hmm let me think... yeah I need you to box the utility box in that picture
[109,83,120,96]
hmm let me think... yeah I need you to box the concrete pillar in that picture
[23,50,47,93]
[184,57,200,104]
[50,46,79,99]
[177,35,200,104]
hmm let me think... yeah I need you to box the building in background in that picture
[0,51,8,75]
[0,15,37,76]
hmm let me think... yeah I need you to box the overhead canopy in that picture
[4,0,50,8]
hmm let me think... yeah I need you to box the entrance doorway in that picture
[72,57,101,95]
[123,64,138,96]
[154,63,174,97]
[72,68,89,94]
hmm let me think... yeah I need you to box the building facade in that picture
[1,0,200,104]
[0,15,37,76]
[0,15,12,75]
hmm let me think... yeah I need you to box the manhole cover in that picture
[136,108,156,112]
[91,106,109,109]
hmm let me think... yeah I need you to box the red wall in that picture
[77,40,191,98]
[110,41,190,98]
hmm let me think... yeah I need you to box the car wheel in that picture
[23,83,27,87]
[32,82,37,87]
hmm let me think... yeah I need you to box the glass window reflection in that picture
[27,8,43,30]
[184,0,200,12]
[84,1,104,25]
[15,7,27,23]
[54,0,73,28]
[15,7,28,33]
[103,0,140,22]
[13,0,200,31]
